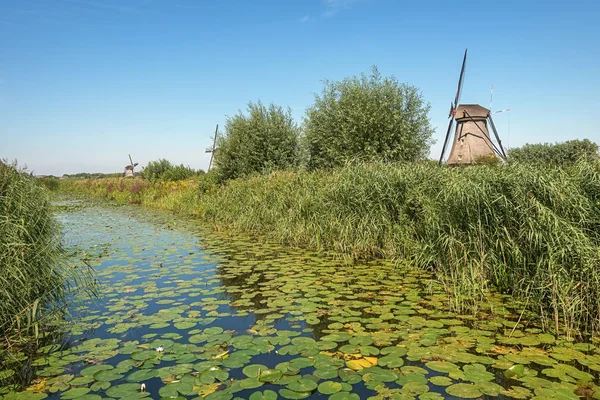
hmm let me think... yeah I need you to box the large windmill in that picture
[439,50,507,165]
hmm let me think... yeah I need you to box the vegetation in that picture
[8,201,599,400]
[214,101,300,180]
[58,159,600,337]
[140,159,201,182]
[61,172,122,179]
[0,163,91,346]
[201,160,600,336]
[508,138,599,167]
[304,66,434,170]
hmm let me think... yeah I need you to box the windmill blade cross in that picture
[487,114,507,159]
[453,49,468,108]
[438,118,455,166]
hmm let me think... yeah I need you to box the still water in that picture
[2,202,599,399]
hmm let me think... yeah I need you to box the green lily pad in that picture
[286,378,318,392]
[318,381,343,395]
[80,364,114,377]
[249,390,278,400]
[242,364,268,378]
[61,388,92,399]
[278,389,311,399]
[445,383,482,398]
[126,369,158,382]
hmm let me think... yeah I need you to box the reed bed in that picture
[60,161,600,336]
[199,161,600,336]
[0,164,91,347]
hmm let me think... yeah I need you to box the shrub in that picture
[473,154,501,166]
[304,66,434,170]
[214,101,300,180]
[37,176,60,191]
[508,139,599,167]
[141,159,198,182]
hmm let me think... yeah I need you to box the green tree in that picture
[214,101,300,180]
[304,66,434,170]
[508,139,599,167]
[141,159,198,182]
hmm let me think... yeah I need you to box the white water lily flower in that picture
[140,383,146,392]
[156,346,164,352]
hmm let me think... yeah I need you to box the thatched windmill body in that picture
[439,50,507,165]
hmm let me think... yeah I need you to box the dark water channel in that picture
[1,201,599,400]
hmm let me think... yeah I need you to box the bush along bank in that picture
[0,163,93,383]
[58,160,600,338]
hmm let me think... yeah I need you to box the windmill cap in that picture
[455,104,490,120]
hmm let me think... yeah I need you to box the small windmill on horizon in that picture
[205,124,219,171]
[439,49,507,165]
[124,154,138,177]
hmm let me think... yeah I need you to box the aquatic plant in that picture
[56,160,600,337]
[3,203,599,399]
[200,160,600,337]
[0,163,92,346]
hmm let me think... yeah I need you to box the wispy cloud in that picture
[322,0,364,17]
[299,14,310,23]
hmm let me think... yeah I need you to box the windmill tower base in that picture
[446,104,497,165]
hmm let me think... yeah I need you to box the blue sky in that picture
[1,0,598,175]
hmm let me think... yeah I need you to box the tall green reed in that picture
[200,160,600,337]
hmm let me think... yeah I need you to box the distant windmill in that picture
[439,50,507,165]
[205,124,219,171]
[124,154,138,177]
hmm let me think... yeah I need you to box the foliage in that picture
[37,176,60,191]
[508,139,599,167]
[199,160,600,336]
[0,163,92,346]
[57,159,600,336]
[304,66,434,170]
[214,101,300,180]
[59,177,151,204]
[473,154,502,166]
[141,159,199,182]
[61,172,122,179]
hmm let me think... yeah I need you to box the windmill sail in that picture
[439,50,507,165]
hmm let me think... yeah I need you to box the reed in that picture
[199,161,600,336]
[0,163,92,346]
[58,160,600,336]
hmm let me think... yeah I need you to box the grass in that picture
[58,160,600,337]
[1,163,93,351]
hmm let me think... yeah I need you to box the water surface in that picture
[2,202,599,400]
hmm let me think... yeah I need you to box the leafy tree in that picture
[304,66,435,170]
[141,159,198,182]
[214,101,300,180]
[508,139,599,167]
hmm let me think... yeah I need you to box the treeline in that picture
[213,67,435,181]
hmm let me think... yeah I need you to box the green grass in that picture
[58,160,600,337]
[0,163,92,347]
